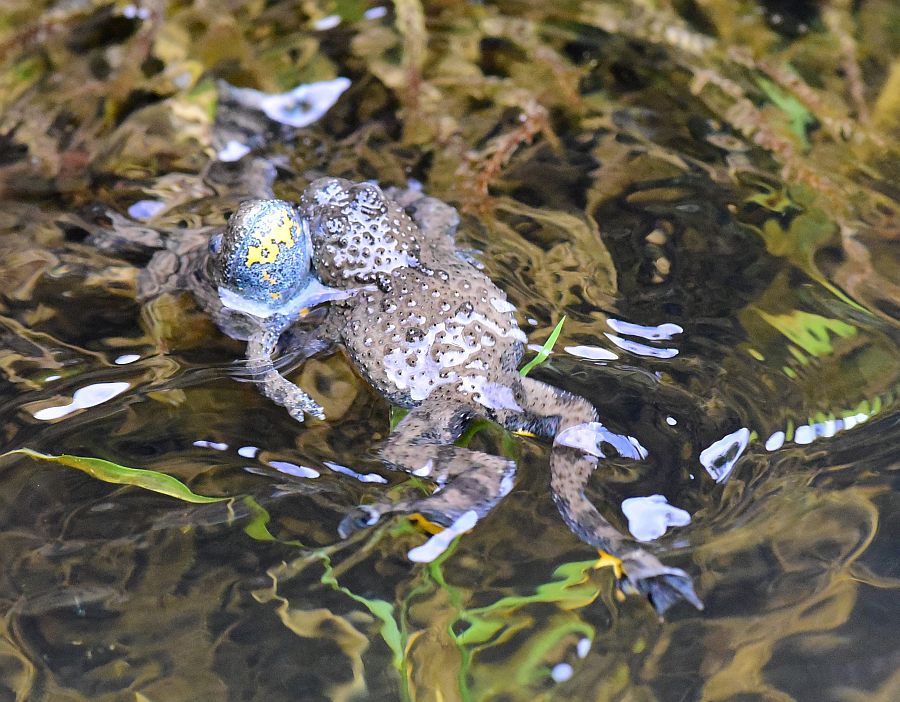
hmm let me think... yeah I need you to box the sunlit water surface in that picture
[0,1,898,700]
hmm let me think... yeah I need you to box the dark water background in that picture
[0,1,898,700]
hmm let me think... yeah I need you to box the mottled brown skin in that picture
[294,178,701,614]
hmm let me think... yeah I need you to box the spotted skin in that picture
[212,199,312,306]
[292,178,701,614]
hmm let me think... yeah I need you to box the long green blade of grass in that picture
[519,316,566,377]
[3,448,228,504]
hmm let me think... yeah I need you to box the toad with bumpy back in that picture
[286,178,700,614]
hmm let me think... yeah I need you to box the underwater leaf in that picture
[317,551,406,670]
[268,593,370,702]
[335,0,368,23]
[456,559,602,646]
[239,495,305,547]
[411,555,600,698]
[241,495,279,542]
[2,449,228,504]
[520,316,567,377]
[759,210,866,312]
[756,310,857,358]
[756,76,816,148]
[390,405,410,431]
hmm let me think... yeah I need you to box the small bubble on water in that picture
[551,663,573,683]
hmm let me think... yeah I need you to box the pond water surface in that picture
[0,1,898,701]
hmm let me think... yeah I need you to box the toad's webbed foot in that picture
[337,446,515,538]
[257,371,325,422]
[338,504,382,538]
[620,550,704,615]
[508,378,702,614]
[554,484,703,614]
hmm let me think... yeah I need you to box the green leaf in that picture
[2,448,228,504]
[756,76,815,148]
[390,405,410,431]
[335,0,368,23]
[519,316,566,377]
[756,309,856,358]
[418,554,599,698]
[317,551,406,669]
[240,495,306,547]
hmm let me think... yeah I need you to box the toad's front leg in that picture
[338,386,516,537]
[245,323,326,422]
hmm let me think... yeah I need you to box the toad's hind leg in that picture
[338,387,516,537]
[512,377,702,614]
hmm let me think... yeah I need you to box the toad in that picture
[233,178,701,614]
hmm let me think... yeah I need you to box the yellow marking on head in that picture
[246,244,277,266]
[261,270,278,285]
[268,217,296,247]
[270,292,282,300]
[244,217,296,268]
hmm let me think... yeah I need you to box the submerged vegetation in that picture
[0,1,898,700]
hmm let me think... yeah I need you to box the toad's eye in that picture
[208,233,223,255]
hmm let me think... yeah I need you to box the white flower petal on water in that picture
[564,345,618,361]
[33,382,131,421]
[268,460,320,479]
[238,446,260,458]
[621,494,691,542]
[699,427,750,483]
[408,510,478,563]
[217,140,251,162]
[259,77,351,127]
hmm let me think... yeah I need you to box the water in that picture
[0,1,898,700]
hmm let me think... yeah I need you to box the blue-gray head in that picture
[209,199,350,318]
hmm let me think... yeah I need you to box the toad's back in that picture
[301,178,527,408]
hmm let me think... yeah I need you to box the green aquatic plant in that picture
[756,309,857,359]
[395,539,608,700]
[755,76,817,149]
[519,316,567,377]
[1,448,228,503]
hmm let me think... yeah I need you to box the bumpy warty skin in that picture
[300,178,528,409]
[132,199,339,421]
[294,177,701,614]
[96,174,701,614]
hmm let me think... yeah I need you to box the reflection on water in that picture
[563,343,619,361]
[0,0,898,700]
[31,381,132,421]
[408,510,479,563]
[699,427,751,483]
